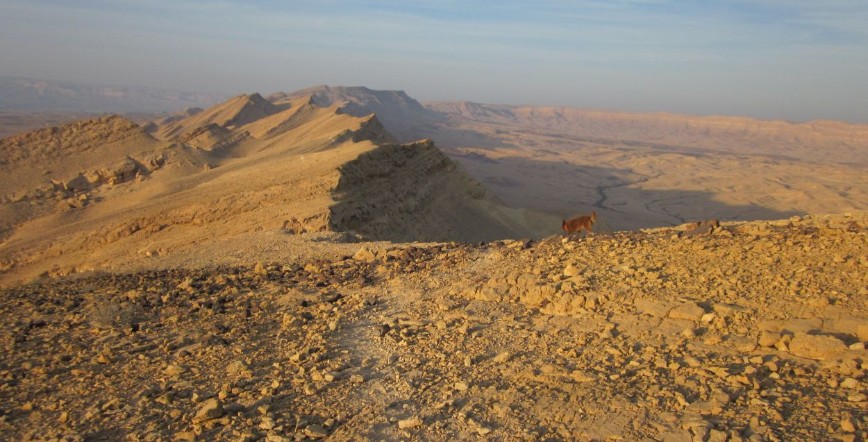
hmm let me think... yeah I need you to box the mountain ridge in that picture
[0,90,554,285]
[269,85,442,143]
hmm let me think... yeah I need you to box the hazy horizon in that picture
[2,0,867,123]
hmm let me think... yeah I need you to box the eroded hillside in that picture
[0,93,552,286]
[269,86,440,143]
[233,88,867,232]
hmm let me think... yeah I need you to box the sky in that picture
[1,0,867,122]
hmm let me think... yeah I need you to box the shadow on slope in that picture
[328,141,560,243]
[452,154,804,232]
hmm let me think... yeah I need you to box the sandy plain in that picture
[421,101,868,232]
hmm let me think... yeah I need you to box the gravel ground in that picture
[1,213,866,441]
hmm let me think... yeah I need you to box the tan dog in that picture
[562,211,597,236]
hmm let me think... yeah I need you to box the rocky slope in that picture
[2,87,865,440]
[0,213,865,441]
[0,111,100,140]
[151,93,280,141]
[0,115,167,241]
[330,140,549,242]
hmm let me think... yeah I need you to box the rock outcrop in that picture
[330,140,544,242]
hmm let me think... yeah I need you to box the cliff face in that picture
[330,140,553,242]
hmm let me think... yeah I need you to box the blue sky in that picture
[1,0,867,122]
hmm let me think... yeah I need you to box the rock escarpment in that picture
[330,140,545,242]
[0,89,554,285]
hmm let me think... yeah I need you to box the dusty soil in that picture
[1,213,865,441]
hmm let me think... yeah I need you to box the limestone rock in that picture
[788,333,848,360]
[192,398,224,423]
[841,418,856,433]
[492,352,511,364]
[668,302,705,321]
[304,424,328,438]
[353,247,377,262]
[857,323,868,342]
[839,378,859,389]
[174,432,196,441]
[226,360,248,375]
[398,417,423,429]
[164,364,186,376]
[634,298,672,318]
[758,331,781,347]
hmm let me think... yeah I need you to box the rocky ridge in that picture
[270,86,442,143]
[0,115,156,168]
[0,213,865,441]
[0,91,551,286]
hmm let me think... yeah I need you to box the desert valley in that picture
[0,85,866,441]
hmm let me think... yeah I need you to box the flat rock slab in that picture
[668,302,705,321]
[635,298,673,318]
[788,333,848,360]
[759,318,823,334]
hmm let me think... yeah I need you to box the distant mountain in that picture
[0,76,227,113]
